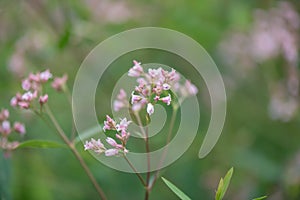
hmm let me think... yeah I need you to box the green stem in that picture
[64,85,76,141]
[124,155,146,187]
[145,126,150,200]
[42,105,107,200]
[150,107,178,189]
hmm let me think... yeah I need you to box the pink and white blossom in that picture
[147,103,154,115]
[22,79,31,91]
[105,148,119,156]
[39,94,49,105]
[128,60,143,77]
[0,109,9,121]
[185,80,198,96]
[160,94,172,105]
[1,121,11,135]
[39,69,53,82]
[84,138,106,154]
[103,115,117,131]
[51,74,68,91]
[116,118,131,132]
[14,122,26,135]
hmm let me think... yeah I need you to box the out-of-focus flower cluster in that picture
[10,69,68,110]
[219,1,299,69]
[0,109,25,157]
[84,115,131,156]
[218,1,299,122]
[114,60,198,115]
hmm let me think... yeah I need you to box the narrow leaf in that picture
[162,177,191,200]
[252,196,267,200]
[17,140,67,149]
[215,167,234,200]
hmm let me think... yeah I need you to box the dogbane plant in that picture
[0,61,203,200]
[84,60,198,199]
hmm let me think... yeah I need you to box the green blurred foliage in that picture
[0,0,300,199]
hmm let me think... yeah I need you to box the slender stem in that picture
[145,126,150,200]
[133,112,151,200]
[44,105,70,145]
[124,155,146,186]
[151,107,178,189]
[69,144,107,200]
[42,105,107,200]
[134,113,147,139]
[64,86,76,141]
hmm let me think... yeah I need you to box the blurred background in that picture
[1,0,300,199]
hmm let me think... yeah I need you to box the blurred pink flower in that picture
[13,122,26,135]
[51,74,68,91]
[39,94,49,105]
[39,69,53,82]
[1,121,11,135]
[105,148,119,156]
[0,109,9,121]
[22,79,31,91]
[128,60,143,77]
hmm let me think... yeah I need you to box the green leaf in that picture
[215,167,234,200]
[161,177,191,200]
[252,196,267,200]
[17,140,67,149]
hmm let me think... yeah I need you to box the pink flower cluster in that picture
[84,115,131,156]
[10,69,68,110]
[0,109,26,155]
[85,61,198,157]
[114,60,198,115]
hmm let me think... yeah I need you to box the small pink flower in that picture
[154,95,160,101]
[160,94,172,105]
[105,148,119,156]
[117,89,127,100]
[39,69,53,82]
[131,102,143,112]
[22,79,31,91]
[0,109,9,121]
[21,91,34,101]
[52,74,68,91]
[147,103,154,115]
[39,94,48,105]
[152,85,163,95]
[163,83,171,90]
[103,115,116,131]
[131,93,142,104]
[10,97,18,107]
[84,138,106,154]
[137,78,147,86]
[128,60,143,77]
[1,121,11,135]
[29,73,40,82]
[113,100,124,112]
[14,122,26,135]
[106,137,122,149]
[118,130,130,142]
[185,80,198,95]
[116,118,131,132]
[18,101,30,109]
